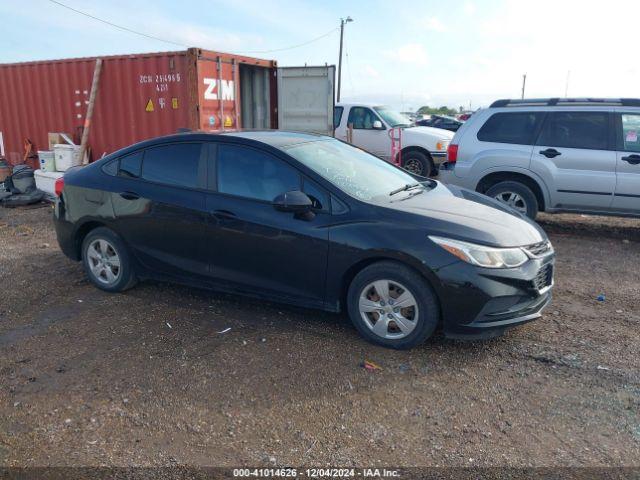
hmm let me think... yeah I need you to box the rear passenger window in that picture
[334,107,344,129]
[621,114,640,152]
[538,112,609,150]
[217,145,300,202]
[477,112,544,145]
[119,151,142,178]
[142,143,203,188]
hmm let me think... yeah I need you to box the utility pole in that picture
[337,16,353,103]
[521,74,527,99]
[565,70,570,97]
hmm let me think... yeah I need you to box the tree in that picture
[416,105,457,116]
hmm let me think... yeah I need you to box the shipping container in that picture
[0,48,334,167]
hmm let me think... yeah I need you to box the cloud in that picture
[462,1,477,15]
[422,17,447,32]
[383,43,429,66]
[363,64,380,79]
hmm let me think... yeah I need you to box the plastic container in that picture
[54,144,81,171]
[34,169,64,196]
[38,150,55,172]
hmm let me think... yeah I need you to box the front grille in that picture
[525,241,552,257]
[532,263,553,291]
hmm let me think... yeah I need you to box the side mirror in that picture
[372,120,384,130]
[273,190,313,214]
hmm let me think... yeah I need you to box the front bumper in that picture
[431,151,447,165]
[435,253,555,339]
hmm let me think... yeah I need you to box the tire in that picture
[402,150,434,177]
[347,261,439,349]
[81,227,137,292]
[485,180,539,220]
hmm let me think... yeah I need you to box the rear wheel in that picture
[347,261,439,349]
[81,227,137,292]
[402,150,434,177]
[485,180,539,219]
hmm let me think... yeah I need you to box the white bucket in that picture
[54,144,81,171]
[38,150,56,172]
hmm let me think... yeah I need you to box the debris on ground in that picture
[361,360,383,372]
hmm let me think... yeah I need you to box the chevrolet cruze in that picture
[54,131,555,349]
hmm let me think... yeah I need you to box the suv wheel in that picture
[402,151,434,177]
[485,181,539,219]
[81,227,137,292]
[347,261,439,349]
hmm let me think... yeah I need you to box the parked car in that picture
[415,114,463,132]
[334,103,454,177]
[439,98,640,219]
[458,112,473,121]
[54,131,554,349]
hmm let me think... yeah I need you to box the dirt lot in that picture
[0,205,639,468]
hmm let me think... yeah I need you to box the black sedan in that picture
[415,115,463,132]
[53,131,554,349]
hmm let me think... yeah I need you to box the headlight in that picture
[429,236,529,268]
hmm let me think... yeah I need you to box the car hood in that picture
[381,183,547,247]
[403,126,454,142]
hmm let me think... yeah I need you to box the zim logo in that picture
[203,78,235,101]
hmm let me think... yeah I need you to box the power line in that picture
[239,28,339,54]
[48,0,339,55]
[48,0,187,47]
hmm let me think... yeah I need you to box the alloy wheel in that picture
[87,239,121,286]
[494,191,528,215]
[358,279,419,339]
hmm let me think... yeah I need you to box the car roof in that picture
[221,130,329,147]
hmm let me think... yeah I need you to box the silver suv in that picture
[439,98,640,219]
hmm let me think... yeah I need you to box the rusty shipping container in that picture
[0,48,280,166]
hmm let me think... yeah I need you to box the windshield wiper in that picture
[389,183,421,196]
[389,179,436,196]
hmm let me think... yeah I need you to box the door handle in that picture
[212,209,237,220]
[539,148,561,158]
[622,154,640,165]
[119,191,140,200]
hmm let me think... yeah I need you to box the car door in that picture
[110,142,209,277]
[612,111,640,212]
[340,106,391,160]
[203,142,330,307]
[531,111,616,210]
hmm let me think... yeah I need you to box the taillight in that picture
[54,177,64,197]
[447,144,459,163]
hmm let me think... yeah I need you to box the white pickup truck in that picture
[334,103,454,177]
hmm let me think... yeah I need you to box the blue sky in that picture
[2,0,639,110]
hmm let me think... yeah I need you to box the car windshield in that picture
[373,107,412,127]
[283,138,427,201]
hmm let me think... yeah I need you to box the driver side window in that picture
[348,107,381,130]
[217,144,301,202]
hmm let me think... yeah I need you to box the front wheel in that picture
[402,151,434,177]
[347,261,439,349]
[81,227,137,292]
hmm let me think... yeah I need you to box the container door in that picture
[277,66,335,135]
[197,56,240,131]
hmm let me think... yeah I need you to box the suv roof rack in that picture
[490,98,640,108]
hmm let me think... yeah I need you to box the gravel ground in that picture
[0,205,639,468]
